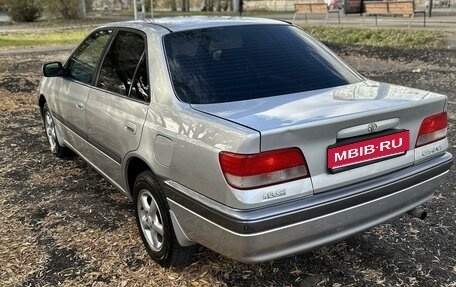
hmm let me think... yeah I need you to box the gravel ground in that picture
[0,43,455,287]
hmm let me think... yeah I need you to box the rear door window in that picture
[96,30,150,103]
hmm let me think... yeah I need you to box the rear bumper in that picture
[165,152,453,263]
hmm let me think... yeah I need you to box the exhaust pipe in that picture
[407,207,427,220]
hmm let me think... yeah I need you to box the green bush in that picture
[46,0,79,19]
[6,0,43,22]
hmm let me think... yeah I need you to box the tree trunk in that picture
[181,0,189,11]
[80,0,86,18]
[202,0,214,10]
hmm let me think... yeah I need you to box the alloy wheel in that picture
[44,111,57,153]
[137,189,165,252]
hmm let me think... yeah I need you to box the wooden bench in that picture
[293,3,341,25]
[363,1,426,27]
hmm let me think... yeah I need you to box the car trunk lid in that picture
[191,81,447,193]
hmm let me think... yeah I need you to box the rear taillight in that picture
[415,112,448,147]
[219,148,309,189]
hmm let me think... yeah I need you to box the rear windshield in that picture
[164,25,361,104]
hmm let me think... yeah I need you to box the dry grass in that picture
[0,47,455,286]
[0,197,47,286]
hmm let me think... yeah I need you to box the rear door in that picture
[85,29,150,184]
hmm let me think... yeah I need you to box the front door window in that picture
[66,30,113,84]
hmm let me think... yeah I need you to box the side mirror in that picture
[43,62,64,77]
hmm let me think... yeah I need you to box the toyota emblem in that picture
[367,123,378,133]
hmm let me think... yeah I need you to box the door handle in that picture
[76,102,84,111]
[124,121,137,135]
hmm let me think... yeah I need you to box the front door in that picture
[52,30,113,150]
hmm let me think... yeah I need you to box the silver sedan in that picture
[38,17,453,266]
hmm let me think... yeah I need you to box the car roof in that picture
[103,16,289,33]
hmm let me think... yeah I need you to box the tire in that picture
[42,103,71,158]
[133,171,196,266]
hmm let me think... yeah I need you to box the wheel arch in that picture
[124,155,155,199]
[38,94,47,118]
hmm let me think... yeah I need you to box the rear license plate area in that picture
[328,130,410,173]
